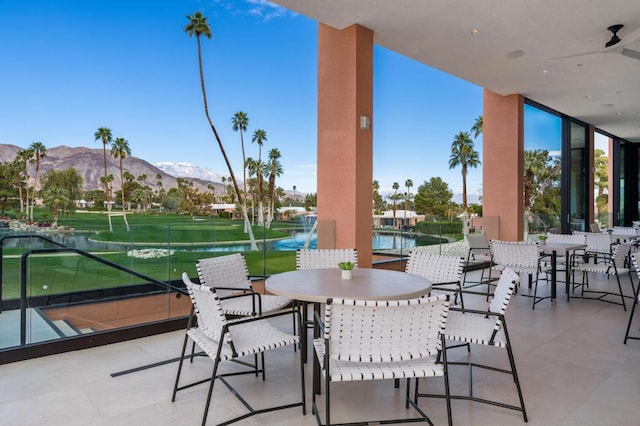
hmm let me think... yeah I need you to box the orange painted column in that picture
[482,90,524,241]
[317,23,373,267]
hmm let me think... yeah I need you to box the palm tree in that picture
[185,12,257,250]
[232,111,250,231]
[292,185,297,203]
[404,179,413,225]
[252,129,267,226]
[13,151,31,219]
[266,148,283,225]
[471,115,483,139]
[245,157,257,224]
[94,127,114,231]
[42,187,69,228]
[28,141,47,222]
[449,131,481,235]
[110,137,131,231]
[391,182,400,228]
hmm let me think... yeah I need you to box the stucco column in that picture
[317,23,373,267]
[482,90,524,241]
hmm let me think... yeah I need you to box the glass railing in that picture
[0,217,461,360]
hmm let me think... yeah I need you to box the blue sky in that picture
[0,0,491,197]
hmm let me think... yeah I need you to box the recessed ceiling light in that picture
[470,28,479,35]
[576,63,583,67]
[616,90,622,94]
[542,69,549,74]
[602,103,615,107]
[616,112,623,115]
[505,50,525,59]
[585,95,592,99]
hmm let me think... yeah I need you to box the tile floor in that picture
[1,269,640,426]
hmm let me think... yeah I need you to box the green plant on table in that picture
[538,235,548,241]
[338,261,354,270]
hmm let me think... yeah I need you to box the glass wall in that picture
[567,122,587,232]
[594,133,610,228]
[523,103,562,236]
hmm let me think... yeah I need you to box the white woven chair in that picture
[296,248,358,270]
[312,295,451,426]
[624,252,640,344]
[571,243,634,310]
[583,232,613,263]
[491,240,551,309]
[405,250,465,308]
[172,274,306,425]
[197,253,292,316]
[462,233,497,294]
[416,267,527,422]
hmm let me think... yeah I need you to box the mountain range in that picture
[0,144,225,195]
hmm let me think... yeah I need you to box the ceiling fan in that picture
[552,24,640,61]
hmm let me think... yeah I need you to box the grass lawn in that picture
[1,210,302,299]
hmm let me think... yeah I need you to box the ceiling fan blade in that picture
[551,50,603,60]
[619,28,640,47]
[622,48,640,60]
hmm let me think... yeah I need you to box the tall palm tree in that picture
[13,151,31,219]
[28,142,46,222]
[404,179,413,225]
[185,12,257,250]
[110,137,131,231]
[94,127,114,231]
[252,129,267,226]
[245,157,257,224]
[232,111,250,231]
[449,131,481,234]
[471,115,483,139]
[266,148,283,225]
[292,185,297,203]
[42,187,69,228]
[391,182,399,228]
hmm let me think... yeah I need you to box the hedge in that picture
[416,221,462,234]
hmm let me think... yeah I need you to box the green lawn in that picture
[1,210,302,299]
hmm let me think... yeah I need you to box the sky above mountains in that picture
[0,0,484,196]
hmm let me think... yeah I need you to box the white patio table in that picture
[540,241,587,299]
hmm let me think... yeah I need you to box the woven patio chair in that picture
[172,274,306,426]
[416,267,527,422]
[462,232,498,297]
[405,250,465,308]
[624,253,640,344]
[296,248,358,270]
[197,253,292,317]
[581,232,613,264]
[571,242,634,310]
[491,240,551,309]
[312,295,451,426]
[295,248,358,352]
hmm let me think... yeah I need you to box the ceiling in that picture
[273,0,640,142]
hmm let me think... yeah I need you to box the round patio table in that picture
[266,267,432,394]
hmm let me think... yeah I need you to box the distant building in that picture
[372,210,424,229]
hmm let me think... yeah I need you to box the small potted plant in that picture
[338,261,354,280]
[538,234,548,245]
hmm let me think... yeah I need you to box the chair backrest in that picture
[491,240,540,268]
[182,272,229,344]
[197,253,252,298]
[632,252,640,281]
[585,232,612,254]
[590,223,601,233]
[612,243,631,269]
[323,295,449,362]
[546,233,586,245]
[405,251,463,284]
[296,248,358,270]
[612,226,638,236]
[489,267,519,315]
[466,233,491,261]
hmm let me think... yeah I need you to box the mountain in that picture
[0,144,224,195]
[154,162,222,183]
